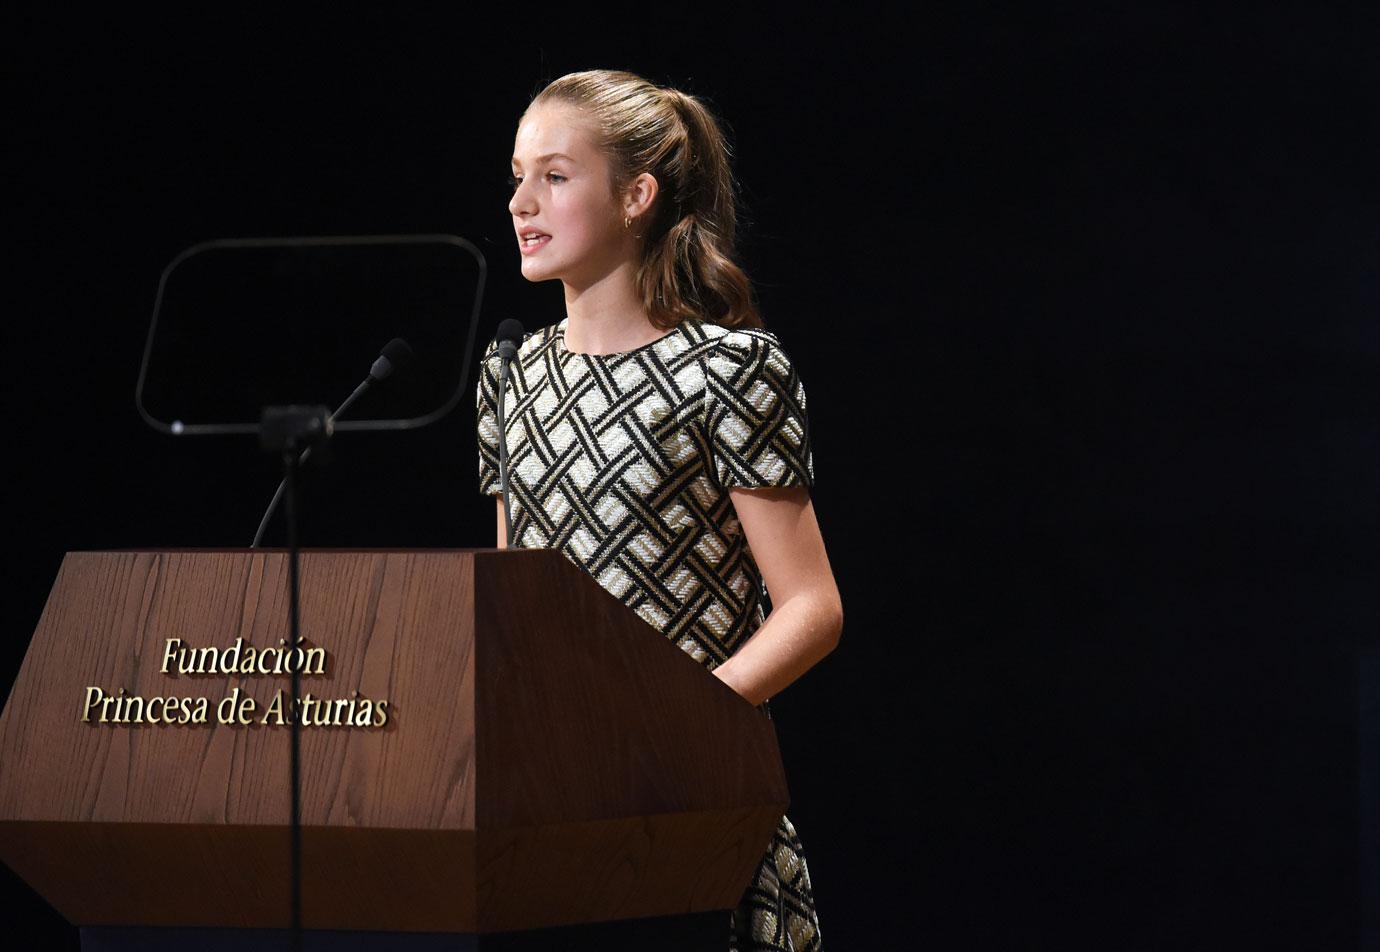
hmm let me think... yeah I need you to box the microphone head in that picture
[495,319,526,345]
[369,337,416,382]
[495,319,526,360]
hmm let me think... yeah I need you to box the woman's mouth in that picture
[519,233,551,255]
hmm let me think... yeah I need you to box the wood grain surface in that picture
[0,549,787,932]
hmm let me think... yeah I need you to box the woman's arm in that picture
[495,496,508,548]
[712,485,843,706]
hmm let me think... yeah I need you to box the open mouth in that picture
[520,233,552,253]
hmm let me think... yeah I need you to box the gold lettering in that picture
[194,646,218,674]
[262,690,286,725]
[81,686,103,722]
[217,687,240,724]
[160,639,182,674]
[222,638,244,673]
[308,695,332,727]
[303,645,326,675]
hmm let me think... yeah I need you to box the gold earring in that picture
[624,215,632,230]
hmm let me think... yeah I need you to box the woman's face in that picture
[509,101,626,288]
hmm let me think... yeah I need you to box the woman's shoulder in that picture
[693,320,800,375]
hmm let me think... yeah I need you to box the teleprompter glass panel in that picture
[136,235,486,435]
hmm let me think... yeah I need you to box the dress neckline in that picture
[556,318,685,359]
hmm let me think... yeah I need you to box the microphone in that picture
[493,320,525,549]
[250,338,415,547]
[495,319,525,360]
[369,337,416,383]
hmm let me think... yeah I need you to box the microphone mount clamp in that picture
[259,405,334,454]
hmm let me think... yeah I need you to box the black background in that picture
[5,5,1379,950]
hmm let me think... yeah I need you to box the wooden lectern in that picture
[0,550,788,950]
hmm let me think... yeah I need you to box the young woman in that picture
[477,69,842,952]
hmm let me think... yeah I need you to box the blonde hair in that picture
[527,69,763,330]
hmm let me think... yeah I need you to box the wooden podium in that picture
[0,549,788,950]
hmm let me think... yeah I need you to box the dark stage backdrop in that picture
[4,7,1379,950]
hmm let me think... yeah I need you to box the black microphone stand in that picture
[133,234,489,949]
[497,358,517,548]
[493,319,524,549]
[258,404,332,952]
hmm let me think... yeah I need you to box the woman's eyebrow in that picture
[511,152,578,166]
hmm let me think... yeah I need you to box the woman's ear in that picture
[624,172,659,225]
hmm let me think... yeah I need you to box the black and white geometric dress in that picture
[476,316,823,951]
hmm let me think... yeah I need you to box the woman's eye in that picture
[506,174,522,191]
[547,172,566,184]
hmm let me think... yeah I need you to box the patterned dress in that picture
[476,315,822,951]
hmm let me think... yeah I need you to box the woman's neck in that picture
[562,264,666,355]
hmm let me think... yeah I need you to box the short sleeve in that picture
[475,340,503,496]
[702,329,815,489]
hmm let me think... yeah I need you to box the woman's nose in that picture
[508,179,535,217]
